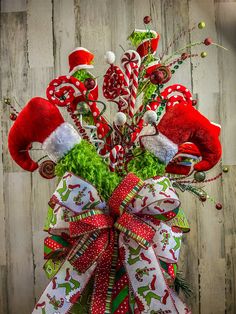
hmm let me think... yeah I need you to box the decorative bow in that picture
[33,172,190,314]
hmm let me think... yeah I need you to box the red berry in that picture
[204,37,213,46]
[9,113,17,121]
[181,53,188,60]
[192,100,197,106]
[215,203,222,210]
[84,78,96,90]
[150,70,164,85]
[143,16,151,24]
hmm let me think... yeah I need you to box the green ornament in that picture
[198,21,206,29]
[194,171,206,182]
[174,65,179,69]
[171,70,175,74]
[223,166,229,173]
[201,51,207,58]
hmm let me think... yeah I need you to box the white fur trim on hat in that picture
[141,126,178,164]
[42,122,81,163]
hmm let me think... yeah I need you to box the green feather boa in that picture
[55,140,166,200]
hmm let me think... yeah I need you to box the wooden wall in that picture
[0,0,235,313]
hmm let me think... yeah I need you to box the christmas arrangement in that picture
[7,16,223,314]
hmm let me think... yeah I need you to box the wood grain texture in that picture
[27,0,54,68]
[4,172,35,314]
[0,1,235,313]
[1,0,26,12]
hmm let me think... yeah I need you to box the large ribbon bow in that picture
[33,172,190,314]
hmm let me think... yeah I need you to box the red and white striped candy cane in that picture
[121,50,141,118]
[109,145,124,173]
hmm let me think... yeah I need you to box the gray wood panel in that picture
[0,1,235,313]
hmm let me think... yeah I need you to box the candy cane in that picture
[109,145,124,173]
[121,50,141,118]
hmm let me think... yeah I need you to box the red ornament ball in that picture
[215,203,223,210]
[9,113,17,121]
[143,16,152,24]
[150,70,164,85]
[84,78,96,90]
[204,37,213,46]
[192,100,197,106]
[181,53,189,60]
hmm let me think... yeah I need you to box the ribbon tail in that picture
[119,234,179,313]
[90,230,118,314]
[33,260,97,314]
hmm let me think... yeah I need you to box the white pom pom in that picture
[115,112,127,126]
[143,110,157,124]
[105,51,116,64]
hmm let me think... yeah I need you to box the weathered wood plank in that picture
[27,0,54,68]
[76,0,112,121]
[189,1,225,313]
[216,2,236,165]
[5,172,35,314]
[1,0,26,13]
[160,0,192,87]
[31,173,56,299]
[1,12,29,172]
[53,0,75,76]
[221,166,236,314]
[159,1,200,311]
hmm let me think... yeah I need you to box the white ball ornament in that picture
[143,110,157,124]
[104,51,116,64]
[115,112,127,126]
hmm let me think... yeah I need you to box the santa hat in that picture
[8,97,81,172]
[135,29,160,59]
[68,47,94,75]
[141,102,222,172]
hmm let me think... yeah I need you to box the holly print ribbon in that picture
[33,172,190,314]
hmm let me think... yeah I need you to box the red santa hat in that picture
[68,47,94,75]
[141,102,222,171]
[8,97,81,171]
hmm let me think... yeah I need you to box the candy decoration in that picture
[159,84,193,107]
[39,160,56,179]
[103,65,125,100]
[109,145,124,173]
[121,50,141,118]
